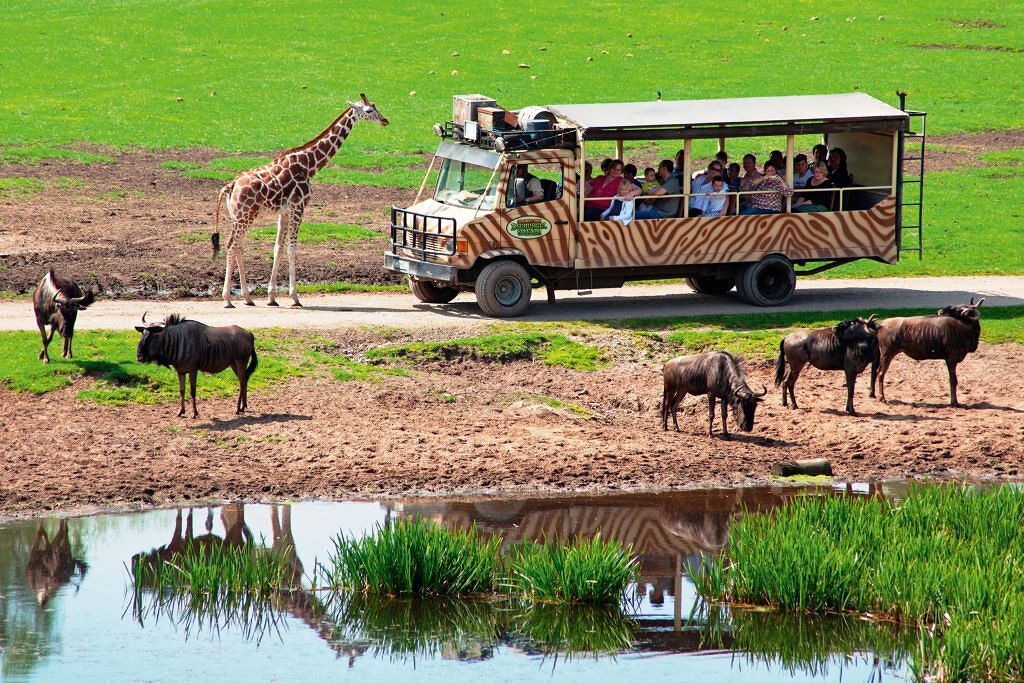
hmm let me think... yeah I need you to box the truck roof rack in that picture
[442,121,577,152]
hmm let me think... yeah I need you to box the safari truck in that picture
[385,92,926,317]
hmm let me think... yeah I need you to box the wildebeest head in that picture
[938,297,985,322]
[729,384,767,432]
[134,312,173,363]
[51,288,94,335]
[834,314,879,355]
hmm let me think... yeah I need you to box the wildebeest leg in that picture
[286,199,306,307]
[189,370,199,418]
[720,399,730,440]
[845,368,858,415]
[232,360,247,414]
[266,211,287,307]
[869,351,879,398]
[947,359,960,407]
[62,331,73,359]
[38,320,54,363]
[785,360,804,409]
[707,396,716,437]
[177,372,187,417]
[875,350,898,403]
[671,390,684,432]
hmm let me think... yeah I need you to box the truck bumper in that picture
[384,254,458,284]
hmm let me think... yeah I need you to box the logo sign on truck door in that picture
[506,216,552,240]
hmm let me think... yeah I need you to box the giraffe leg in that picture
[266,211,287,307]
[286,202,306,307]
[234,248,254,307]
[222,250,236,309]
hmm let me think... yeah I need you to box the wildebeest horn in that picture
[971,297,985,308]
[753,384,768,397]
[141,311,149,324]
[866,313,878,323]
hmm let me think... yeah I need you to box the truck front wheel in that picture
[475,260,532,317]
[410,279,460,304]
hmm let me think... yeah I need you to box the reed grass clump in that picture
[319,517,501,596]
[506,533,637,605]
[131,542,293,598]
[695,484,1024,681]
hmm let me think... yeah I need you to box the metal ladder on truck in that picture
[896,91,926,259]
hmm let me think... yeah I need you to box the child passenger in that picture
[641,167,660,195]
[600,180,637,226]
[701,176,729,217]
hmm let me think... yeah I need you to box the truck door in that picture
[500,160,574,269]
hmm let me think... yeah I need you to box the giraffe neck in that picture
[300,108,356,177]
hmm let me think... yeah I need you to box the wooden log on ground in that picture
[771,458,834,477]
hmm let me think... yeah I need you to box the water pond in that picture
[1,483,916,681]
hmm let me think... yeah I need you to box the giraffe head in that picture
[347,93,388,126]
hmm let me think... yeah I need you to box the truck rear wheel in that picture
[475,260,532,317]
[685,276,735,295]
[738,255,796,306]
[410,279,460,304]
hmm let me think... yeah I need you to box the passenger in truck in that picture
[793,162,835,212]
[740,161,793,215]
[600,180,637,226]
[793,154,812,188]
[813,143,829,166]
[827,147,853,187]
[514,164,543,205]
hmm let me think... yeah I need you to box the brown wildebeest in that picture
[662,350,767,439]
[870,298,984,407]
[134,313,258,417]
[775,316,879,415]
[32,269,95,363]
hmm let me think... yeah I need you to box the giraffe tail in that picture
[212,182,233,258]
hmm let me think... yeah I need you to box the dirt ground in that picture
[1,131,1021,298]
[1,333,1021,518]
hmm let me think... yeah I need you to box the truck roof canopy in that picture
[547,92,909,141]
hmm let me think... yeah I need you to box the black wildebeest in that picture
[870,298,984,407]
[134,313,258,418]
[662,350,767,439]
[32,269,94,363]
[775,316,879,416]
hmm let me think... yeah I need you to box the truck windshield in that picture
[434,158,497,210]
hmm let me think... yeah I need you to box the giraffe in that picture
[212,94,388,308]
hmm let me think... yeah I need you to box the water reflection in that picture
[0,483,918,680]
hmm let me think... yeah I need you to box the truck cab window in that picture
[434,158,497,210]
[506,162,563,208]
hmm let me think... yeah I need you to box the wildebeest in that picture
[134,313,258,417]
[26,520,88,607]
[870,298,984,407]
[662,350,767,439]
[32,269,95,363]
[775,316,879,416]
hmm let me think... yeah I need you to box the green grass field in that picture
[1,1,1023,278]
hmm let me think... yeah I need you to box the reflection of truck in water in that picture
[385,93,926,317]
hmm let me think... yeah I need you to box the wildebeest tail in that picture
[246,348,258,380]
[213,182,233,257]
[774,339,786,387]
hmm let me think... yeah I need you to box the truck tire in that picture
[685,276,735,295]
[738,255,796,306]
[475,260,532,317]
[410,279,460,304]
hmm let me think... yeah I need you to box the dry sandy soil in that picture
[1,331,1021,518]
[1,131,1021,298]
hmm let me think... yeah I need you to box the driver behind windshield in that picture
[515,164,543,205]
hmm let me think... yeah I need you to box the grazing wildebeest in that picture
[32,269,94,363]
[775,316,879,415]
[134,313,258,418]
[870,298,984,407]
[661,350,767,439]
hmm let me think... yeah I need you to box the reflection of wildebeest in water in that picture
[131,504,254,572]
[26,519,88,606]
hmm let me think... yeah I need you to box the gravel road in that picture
[2,276,1022,331]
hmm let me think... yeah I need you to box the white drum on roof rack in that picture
[517,106,556,131]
